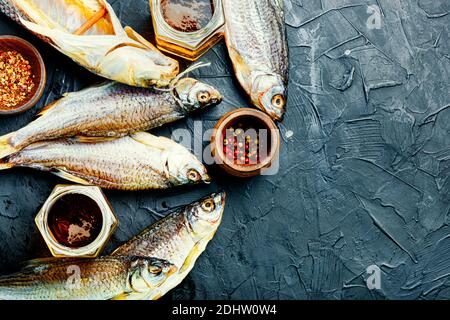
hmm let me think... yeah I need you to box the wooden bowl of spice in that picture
[0,36,46,115]
[211,108,281,178]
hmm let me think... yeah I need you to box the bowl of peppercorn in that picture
[211,108,281,178]
[0,36,46,115]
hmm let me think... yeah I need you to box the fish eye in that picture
[197,91,210,103]
[187,169,201,182]
[149,265,162,276]
[271,94,285,109]
[201,199,215,212]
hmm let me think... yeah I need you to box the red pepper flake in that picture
[0,50,35,110]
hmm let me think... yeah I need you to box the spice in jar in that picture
[48,194,103,248]
[223,123,262,166]
[0,50,35,109]
[161,0,215,32]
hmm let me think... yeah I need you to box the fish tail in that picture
[19,18,57,40]
[0,133,19,159]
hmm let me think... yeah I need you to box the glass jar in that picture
[35,185,118,258]
[150,0,224,61]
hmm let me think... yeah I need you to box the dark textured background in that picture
[0,0,450,300]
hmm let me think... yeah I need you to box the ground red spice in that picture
[0,50,35,109]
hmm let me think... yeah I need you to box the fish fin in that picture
[51,169,91,185]
[0,133,18,159]
[37,100,60,116]
[179,242,202,274]
[19,18,122,66]
[99,0,127,37]
[179,233,215,274]
[150,292,163,300]
[104,42,147,56]
[19,17,58,42]
[131,132,170,151]
[110,293,130,300]
[20,140,56,151]
[21,257,64,268]
[227,46,251,76]
[111,291,152,301]
[124,26,158,51]
[227,46,252,92]
[71,136,118,144]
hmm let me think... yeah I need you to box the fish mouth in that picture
[200,95,221,109]
[211,191,226,221]
[211,92,223,105]
[203,173,212,184]
[216,191,227,206]
[267,110,284,122]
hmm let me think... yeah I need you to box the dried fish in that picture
[0,132,210,190]
[0,78,221,158]
[113,192,226,299]
[223,0,289,120]
[0,0,179,87]
[0,256,176,300]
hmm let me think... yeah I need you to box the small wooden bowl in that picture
[0,36,46,115]
[211,108,281,178]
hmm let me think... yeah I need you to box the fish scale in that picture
[115,210,195,267]
[0,0,20,23]
[226,1,284,72]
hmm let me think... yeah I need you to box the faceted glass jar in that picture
[150,0,224,61]
[35,185,118,258]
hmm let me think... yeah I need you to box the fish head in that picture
[174,78,222,113]
[166,148,211,186]
[252,73,287,121]
[130,257,177,292]
[185,192,226,242]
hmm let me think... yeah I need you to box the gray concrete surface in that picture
[0,0,449,300]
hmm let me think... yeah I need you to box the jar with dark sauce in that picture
[48,194,103,248]
[161,0,215,32]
